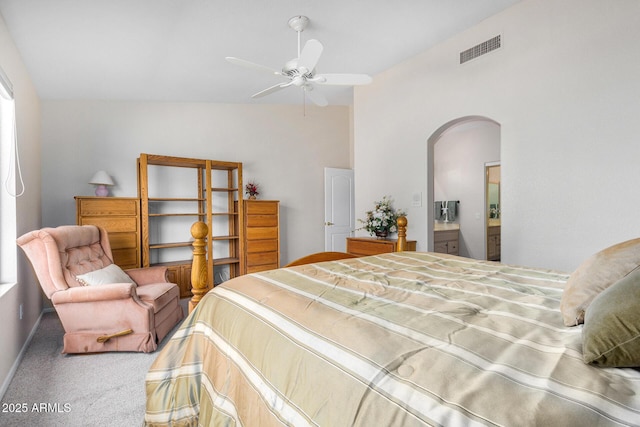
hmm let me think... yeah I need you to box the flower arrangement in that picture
[358,196,406,238]
[245,181,259,199]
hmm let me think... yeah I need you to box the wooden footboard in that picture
[284,251,359,267]
[188,216,409,312]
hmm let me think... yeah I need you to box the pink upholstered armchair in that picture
[17,225,184,354]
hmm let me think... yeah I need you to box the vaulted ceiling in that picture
[0,0,522,105]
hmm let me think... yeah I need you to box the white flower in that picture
[357,196,405,237]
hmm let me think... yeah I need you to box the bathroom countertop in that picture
[434,222,460,231]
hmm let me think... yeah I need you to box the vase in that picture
[249,195,256,200]
[375,230,388,239]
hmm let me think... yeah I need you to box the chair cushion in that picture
[76,264,136,287]
[136,282,180,314]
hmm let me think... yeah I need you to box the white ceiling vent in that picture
[460,35,501,64]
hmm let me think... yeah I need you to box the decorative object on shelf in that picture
[89,170,114,196]
[358,196,406,239]
[245,180,259,200]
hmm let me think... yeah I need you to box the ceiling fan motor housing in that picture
[288,15,309,32]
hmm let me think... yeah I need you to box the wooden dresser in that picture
[243,200,280,273]
[434,223,459,256]
[75,196,141,269]
[346,237,416,256]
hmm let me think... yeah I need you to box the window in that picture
[0,65,17,285]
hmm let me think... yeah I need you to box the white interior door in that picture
[324,168,355,252]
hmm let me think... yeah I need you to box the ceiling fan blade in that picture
[303,86,328,107]
[251,82,292,99]
[297,39,323,74]
[313,73,373,86]
[225,57,282,76]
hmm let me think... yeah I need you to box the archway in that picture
[426,116,501,258]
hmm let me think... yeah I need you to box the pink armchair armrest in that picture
[126,266,168,285]
[51,282,137,305]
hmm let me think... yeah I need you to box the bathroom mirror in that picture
[486,164,501,261]
[488,183,499,217]
[486,165,500,218]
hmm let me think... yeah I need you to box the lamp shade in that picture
[89,170,114,186]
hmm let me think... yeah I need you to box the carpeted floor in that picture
[0,301,187,427]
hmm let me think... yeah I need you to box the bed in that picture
[145,239,640,426]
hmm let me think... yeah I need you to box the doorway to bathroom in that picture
[430,117,500,260]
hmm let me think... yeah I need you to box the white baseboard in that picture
[0,309,47,400]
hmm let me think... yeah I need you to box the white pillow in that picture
[76,264,136,287]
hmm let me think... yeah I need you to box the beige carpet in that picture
[0,300,188,427]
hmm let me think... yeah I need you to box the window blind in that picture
[0,64,14,100]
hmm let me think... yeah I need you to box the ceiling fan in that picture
[226,15,372,106]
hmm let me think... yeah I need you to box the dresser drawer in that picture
[78,198,138,216]
[246,239,278,253]
[488,226,501,236]
[111,248,139,269]
[247,263,278,274]
[434,230,458,243]
[246,202,278,215]
[79,216,138,233]
[346,239,395,256]
[246,226,278,240]
[247,251,279,267]
[108,233,139,249]
[246,214,279,227]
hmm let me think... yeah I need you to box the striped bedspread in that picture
[145,252,640,426]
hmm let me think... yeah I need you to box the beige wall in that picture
[354,0,640,271]
[0,13,42,397]
[40,101,351,264]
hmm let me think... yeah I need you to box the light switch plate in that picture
[412,192,422,207]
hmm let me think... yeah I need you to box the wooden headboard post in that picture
[189,221,209,313]
[396,216,408,251]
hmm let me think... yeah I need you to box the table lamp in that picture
[89,170,114,196]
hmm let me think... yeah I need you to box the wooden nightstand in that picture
[346,237,416,256]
